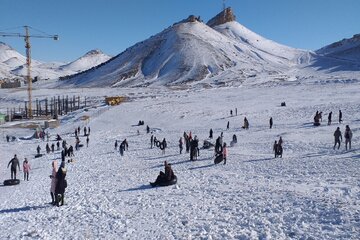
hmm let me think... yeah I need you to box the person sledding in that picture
[214,138,225,164]
[150,161,177,187]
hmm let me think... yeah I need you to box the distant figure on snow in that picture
[37,145,41,155]
[223,143,228,165]
[344,125,352,150]
[328,112,332,125]
[179,137,183,154]
[50,161,58,205]
[333,127,342,150]
[243,117,249,129]
[23,158,31,181]
[8,154,20,180]
[114,140,118,150]
[269,117,273,129]
[339,110,343,123]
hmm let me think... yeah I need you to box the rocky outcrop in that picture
[207,8,236,27]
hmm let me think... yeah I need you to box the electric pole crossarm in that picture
[0,26,58,118]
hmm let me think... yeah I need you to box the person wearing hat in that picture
[23,158,31,181]
[7,154,20,180]
[333,127,342,150]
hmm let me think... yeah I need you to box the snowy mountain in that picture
[316,34,360,62]
[0,42,111,80]
[60,49,111,73]
[2,9,359,87]
[59,10,308,88]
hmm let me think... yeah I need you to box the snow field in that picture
[0,82,360,239]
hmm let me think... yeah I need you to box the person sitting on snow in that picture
[150,161,175,187]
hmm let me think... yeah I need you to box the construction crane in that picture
[0,26,58,118]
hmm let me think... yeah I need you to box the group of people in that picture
[115,139,129,156]
[273,137,283,158]
[50,160,67,206]
[7,154,31,181]
[75,126,90,137]
[314,110,342,126]
[333,125,352,150]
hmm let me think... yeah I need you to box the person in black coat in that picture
[55,161,67,207]
[339,110,342,123]
[328,112,332,125]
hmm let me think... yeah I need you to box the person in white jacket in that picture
[50,161,58,205]
[344,125,353,150]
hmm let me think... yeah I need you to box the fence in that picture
[6,95,88,121]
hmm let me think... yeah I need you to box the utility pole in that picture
[24,26,32,117]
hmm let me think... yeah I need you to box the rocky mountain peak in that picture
[207,7,236,27]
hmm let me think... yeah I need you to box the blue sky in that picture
[1,0,359,62]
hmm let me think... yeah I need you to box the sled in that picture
[202,140,214,149]
[214,154,223,164]
[150,175,177,187]
[3,179,20,186]
[35,153,43,158]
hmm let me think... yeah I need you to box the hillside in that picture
[58,13,306,88]
[0,42,111,80]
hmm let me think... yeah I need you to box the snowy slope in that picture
[58,16,300,88]
[316,34,360,62]
[0,42,111,80]
[0,42,27,66]
[0,82,359,239]
[213,21,309,65]
[60,49,112,73]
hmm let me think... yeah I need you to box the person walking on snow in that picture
[37,145,41,155]
[227,121,230,130]
[333,127,342,150]
[50,161,58,205]
[344,125,352,150]
[223,143,228,165]
[55,161,67,207]
[339,110,343,123]
[23,158,31,181]
[328,112,332,125]
[269,117,273,129]
[8,154,20,180]
[150,135,154,149]
[114,140,118,150]
[179,137,183,154]
[86,136,89,147]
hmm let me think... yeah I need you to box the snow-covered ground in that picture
[0,82,360,239]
